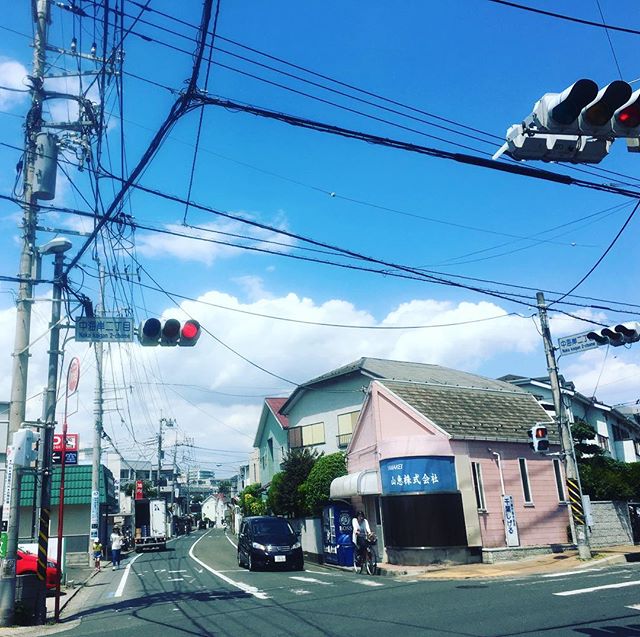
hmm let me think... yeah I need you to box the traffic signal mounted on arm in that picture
[528,424,549,453]
[586,322,640,347]
[495,79,640,163]
[138,318,201,347]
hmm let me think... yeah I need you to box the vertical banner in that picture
[89,489,99,540]
[135,480,143,500]
[502,494,519,547]
[0,446,14,558]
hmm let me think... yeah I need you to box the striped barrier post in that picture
[567,478,585,527]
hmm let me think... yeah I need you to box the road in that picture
[58,528,640,636]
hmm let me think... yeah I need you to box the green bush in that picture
[238,483,266,516]
[303,452,347,515]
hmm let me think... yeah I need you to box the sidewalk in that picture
[376,544,640,579]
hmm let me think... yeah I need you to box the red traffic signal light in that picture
[528,425,549,453]
[179,320,201,347]
[138,318,202,347]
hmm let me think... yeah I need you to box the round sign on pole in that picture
[67,357,80,395]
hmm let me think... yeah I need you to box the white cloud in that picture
[0,59,28,110]
[135,217,296,266]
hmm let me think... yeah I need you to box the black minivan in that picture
[237,516,304,571]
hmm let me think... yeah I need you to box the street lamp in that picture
[33,236,72,624]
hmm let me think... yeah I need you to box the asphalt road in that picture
[57,528,640,636]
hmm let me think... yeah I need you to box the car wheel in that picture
[248,553,255,572]
[237,551,244,568]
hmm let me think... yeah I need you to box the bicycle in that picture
[353,533,378,575]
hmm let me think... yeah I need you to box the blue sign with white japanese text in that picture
[379,456,457,494]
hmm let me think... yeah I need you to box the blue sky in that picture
[0,1,639,475]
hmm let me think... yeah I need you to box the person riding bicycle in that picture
[352,510,371,565]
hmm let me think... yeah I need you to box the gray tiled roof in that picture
[301,357,519,391]
[380,379,556,443]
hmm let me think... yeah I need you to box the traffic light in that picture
[586,322,640,347]
[528,424,549,453]
[496,79,640,163]
[138,318,202,347]
[179,320,201,347]
[501,124,611,163]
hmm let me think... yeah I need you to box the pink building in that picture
[331,376,571,566]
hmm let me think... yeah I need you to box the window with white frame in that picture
[597,434,610,452]
[518,458,533,504]
[552,458,566,502]
[471,462,486,511]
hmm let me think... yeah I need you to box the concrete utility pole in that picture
[0,0,52,626]
[34,238,72,625]
[89,265,105,558]
[157,418,175,487]
[536,291,591,560]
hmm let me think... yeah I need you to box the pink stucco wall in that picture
[461,441,569,548]
[348,381,570,549]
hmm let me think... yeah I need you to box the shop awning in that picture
[330,470,380,498]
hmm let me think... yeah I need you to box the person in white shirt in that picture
[352,511,371,564]
[110,528,123,570]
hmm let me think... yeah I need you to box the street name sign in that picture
[557,331,599,356]
[76,316,134,343]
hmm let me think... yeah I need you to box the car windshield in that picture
[252,518,294,538]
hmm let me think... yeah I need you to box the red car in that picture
[16,549,60,589]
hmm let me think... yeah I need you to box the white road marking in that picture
[290,589,312,595]
[543,568,603,578]
[167,578,184,582]
[354,579,384,587]
[555,580,640,596]
[305,569,342,577]
[114,554,142,598]
[188,531,269,600]
[627,604,640,611]
[169,570,188,573]
[289,576,332,586]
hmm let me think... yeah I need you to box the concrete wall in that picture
[589,501,633,547]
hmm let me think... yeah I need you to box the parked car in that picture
[16,549,60,589]
[237,516,304,571]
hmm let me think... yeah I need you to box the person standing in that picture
[92,539,103,572]
[110,528,123,570]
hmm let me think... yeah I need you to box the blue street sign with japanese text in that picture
[76,316,134,342]
[379,456,457,494]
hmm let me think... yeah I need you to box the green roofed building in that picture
[18,464,117,555]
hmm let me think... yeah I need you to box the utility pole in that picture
[89,265,104,559]
[34,238,72,625]
[536,291,591,560]
[0,0,52,625]
[157,418,175,488]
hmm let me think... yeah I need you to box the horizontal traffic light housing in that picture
[138,318,202,347]
[586,322,640,348]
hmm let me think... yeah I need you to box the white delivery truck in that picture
[134,498,168,552]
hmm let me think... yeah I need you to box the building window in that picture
[301,422,325,446]
[518,458,533,504]
[337,411,359,448]
[635,440,640,456]
[267,438,274,461]
[612,425,629,441]
[597,434,610,452]
[553,458,566,502]
[471,462,486,511]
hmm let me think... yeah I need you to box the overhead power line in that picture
[486,0,640,36]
